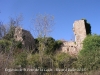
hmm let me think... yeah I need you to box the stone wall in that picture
[60,19,90,55]
[14,27,35,50]
[61,41,77,55]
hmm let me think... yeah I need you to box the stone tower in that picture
[60,19,91,55]
[73,19,91,50]
[14,27,35,50]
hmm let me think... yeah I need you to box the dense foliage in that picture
[77,34,100,71]
[35,37,62,55]
[0,39,11,52]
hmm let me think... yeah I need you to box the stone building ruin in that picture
[14,27,35,50]
[13,19,91,55]
[60,19,91,55]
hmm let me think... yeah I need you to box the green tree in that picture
[77,34,100,71]
[32,14,54,71]
[45,37,56,54]
[35,37,62,55]
[0,39,11,53]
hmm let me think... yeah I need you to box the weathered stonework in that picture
[13,19,91,55]
[14,27,35,50]
[60,19,91,55]
[61,41,78,55]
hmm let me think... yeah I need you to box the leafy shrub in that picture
[27,53,40,68]
[0,39,11,52]
[14,52,27,67]
[16,41,22,49]
[77,34,100,71]
[54,53,71,69]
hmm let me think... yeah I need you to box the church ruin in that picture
[60,19,91,55]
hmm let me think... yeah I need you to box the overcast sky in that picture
[0,0,100,40]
